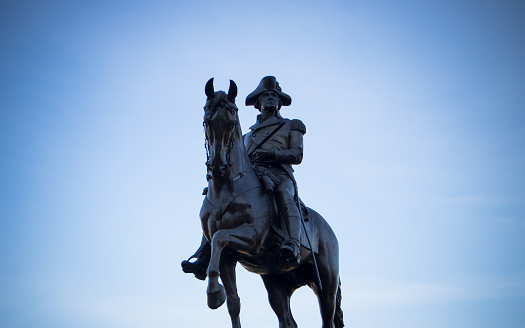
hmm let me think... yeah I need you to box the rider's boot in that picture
[280,211,302,266]
[181,235,211,281]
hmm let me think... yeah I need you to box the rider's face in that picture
[259,91,280,115]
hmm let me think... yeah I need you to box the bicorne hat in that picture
[245,76,292,109]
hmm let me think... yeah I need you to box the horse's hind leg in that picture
[262,274,298,328]
[220,255,241,328]
[313,247,340,328]
[316,284,337,328]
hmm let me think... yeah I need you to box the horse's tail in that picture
[334,278,344,328]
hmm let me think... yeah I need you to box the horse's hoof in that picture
[207,284,226,309]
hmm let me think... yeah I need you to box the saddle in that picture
[270,201,318,253]
[201,168,318,256]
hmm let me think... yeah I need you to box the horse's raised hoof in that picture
[207,284,226,309]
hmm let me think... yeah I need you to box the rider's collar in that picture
[250,114,283,131]
[257,111,283,123]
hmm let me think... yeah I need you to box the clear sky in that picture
[1,0,524,327]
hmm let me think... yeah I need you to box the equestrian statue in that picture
[181,76,344,328]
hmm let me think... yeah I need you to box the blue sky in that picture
[1,0,524,327]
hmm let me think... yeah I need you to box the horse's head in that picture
[203,78,240,180]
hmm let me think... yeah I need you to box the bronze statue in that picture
[182,77,343,328]
[244,76,305,266]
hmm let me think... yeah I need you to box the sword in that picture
[295,189,323,291]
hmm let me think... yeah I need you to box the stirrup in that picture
[280,239,301,265]
[181,256,208,281]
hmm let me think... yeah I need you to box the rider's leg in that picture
[181,234,211,280]
[274,176,302,265]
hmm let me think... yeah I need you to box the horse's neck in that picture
[230,128,252,177]
[209,127,252,193]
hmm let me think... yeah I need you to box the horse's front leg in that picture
[207,224,258,310]
[220,254,241,328]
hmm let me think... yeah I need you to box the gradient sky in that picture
[1,1,524,327]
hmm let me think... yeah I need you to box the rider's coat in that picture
[243,115,306,179]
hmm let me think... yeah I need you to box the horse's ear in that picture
[205,78,215,99]
[228,80,237,101]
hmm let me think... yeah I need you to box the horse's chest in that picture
[202,198,254,232]
[219,206,253,229]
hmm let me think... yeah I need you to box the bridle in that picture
[202,78,240,182]
[203,97,239,181]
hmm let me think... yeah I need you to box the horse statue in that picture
[195,78,343,328]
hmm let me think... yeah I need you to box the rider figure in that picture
[182,76,306,279]
[244,76,305,266]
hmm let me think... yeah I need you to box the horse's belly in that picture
[236,230,296,275]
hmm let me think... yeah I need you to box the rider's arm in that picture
[272,120,306,165]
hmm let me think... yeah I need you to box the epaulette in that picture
[290,119,306,134]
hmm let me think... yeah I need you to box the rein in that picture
[231,167,252,183]
[204,120,238,181]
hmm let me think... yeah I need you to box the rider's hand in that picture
[250,149,275,163]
